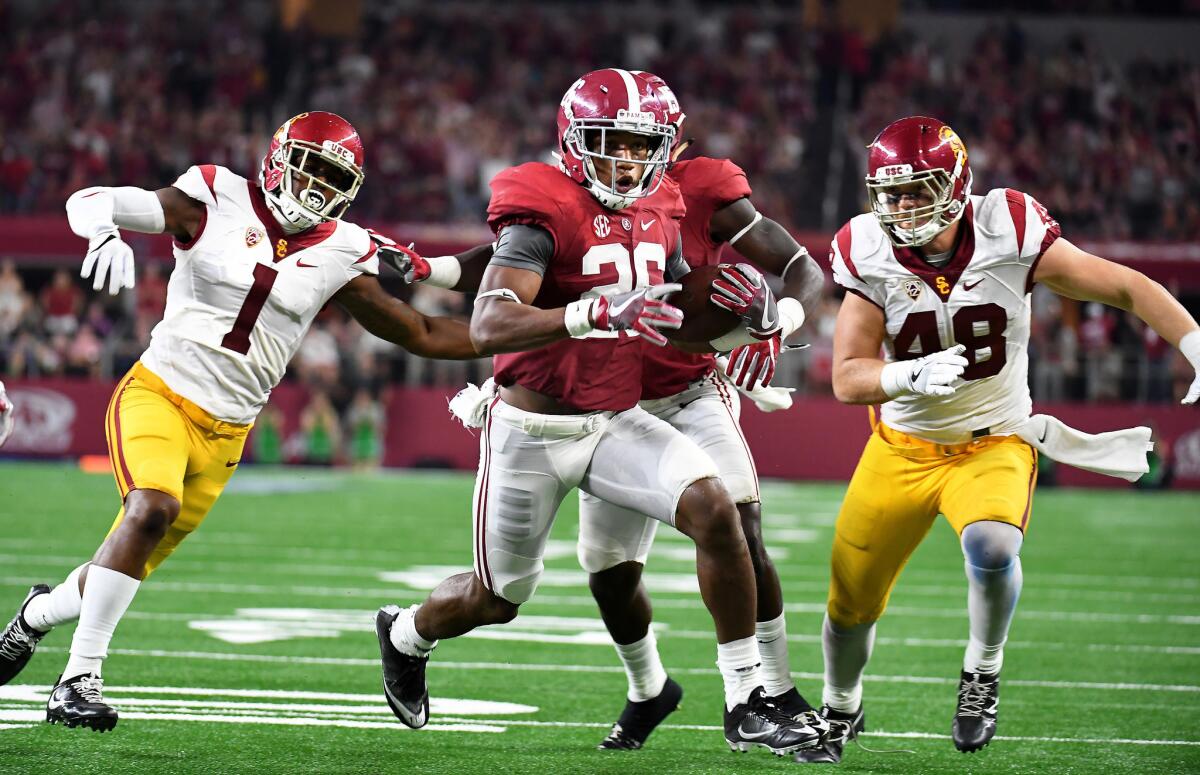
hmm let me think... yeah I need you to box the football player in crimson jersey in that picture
[799,116,1200,762]
[385,71,830,750]
[376,68,820,757]
[0,111,478,732]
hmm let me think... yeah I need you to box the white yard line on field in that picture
[32,647,1200,693]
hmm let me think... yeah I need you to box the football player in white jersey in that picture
[0,111,478,731]
[797,116,1200,762]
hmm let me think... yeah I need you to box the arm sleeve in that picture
[664,238,691,281]
[66,186,165,239]
[488,224,555,276]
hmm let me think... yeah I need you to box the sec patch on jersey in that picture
[665,265,742,342]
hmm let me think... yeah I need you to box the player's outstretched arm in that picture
[65,183,203,294]
[711,198,822,329]
[1034,238,1200,403]
[832,292,967,404]
[334,275,479,360]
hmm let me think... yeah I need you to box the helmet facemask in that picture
[867,163,971,248]
[562,115,675,210]
[265,140,364,232]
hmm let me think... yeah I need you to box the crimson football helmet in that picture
[261,111,365,232]
[865,116,972,247]
[632,70,686,148]
[557,68,677,210]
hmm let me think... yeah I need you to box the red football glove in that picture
[592,283,683,346]
[710,263,781,339]
[368,229,430,283]
[726,335,780,390]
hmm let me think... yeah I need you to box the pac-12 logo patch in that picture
[904,279,922,301]
[593,214,611,238]
[245,226,265,248]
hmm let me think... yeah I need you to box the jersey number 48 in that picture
[893,303,1008,381]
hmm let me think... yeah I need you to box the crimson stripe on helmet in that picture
[834,223,861,280]
[613,68,640,112]
[1004,188,1027,255]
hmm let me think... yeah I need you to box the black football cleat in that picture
[376,605,430,729]
[45,673,118,732]
[598,676,683,750]
[952,670,999,752]
[725,687,821,756]
[795,705,865,764]
[0,584,51,686]
[768,686,830,737]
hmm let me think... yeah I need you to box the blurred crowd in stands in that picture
[1,1,1198,461]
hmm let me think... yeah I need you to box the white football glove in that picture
[80,231,136,295]
[0,381,14,448]
[880,344,968,398]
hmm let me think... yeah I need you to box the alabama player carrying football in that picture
[375,69,820,756]
[798,116,1200,763]
[389,71,830,751]
[0,111,478,732]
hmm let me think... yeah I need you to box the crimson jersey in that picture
[640,157,752,399]
[488,162,686,411]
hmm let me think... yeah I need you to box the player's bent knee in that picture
[827,599,882,629]
[961,521,1023,572]
[121,490,181,539]
[737,502,770,564]
[587,561,643,601]
[675,477,740,545]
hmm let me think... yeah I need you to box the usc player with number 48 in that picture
[0,111,478,732]
[798,116,1200,763]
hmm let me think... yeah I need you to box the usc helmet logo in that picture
[939,125,967,163]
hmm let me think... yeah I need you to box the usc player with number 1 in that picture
[0,112,478,731]
[799,116,1200,763]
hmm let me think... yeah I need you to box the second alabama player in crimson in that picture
[0,111,477,731]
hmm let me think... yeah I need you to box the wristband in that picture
[1181,329,1200,369]
[423,255,462,289]
[564,298,596,337]
[879,361,911,399]
[777,297,806,338]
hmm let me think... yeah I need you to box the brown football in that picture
[665,264,743,343]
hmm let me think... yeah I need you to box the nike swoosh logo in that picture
[912,365,925,382]
[296,259,319,268]
[607,296,639,319]
[47,696,64,710]
[737,722,775,741]
[225,460,240,468]
[962,279,983,291]
[641,219,656,230]
[89,234,118,253]
[760,306,777,330]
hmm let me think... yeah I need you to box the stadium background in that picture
[2,0,1200,484]
[0,2,1199,773]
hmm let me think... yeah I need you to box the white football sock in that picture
[389,605,437,658]
[755,612,795,697]
[23,563,87,632]
[716,636,763,711]
[614,630,668,702]
[62,566,139,680]
[963,556,1023,675]
[961,521,1024,675]
[821,614,875,713]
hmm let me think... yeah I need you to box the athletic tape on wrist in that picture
[564,298,596,337]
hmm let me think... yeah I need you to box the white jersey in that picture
[831,188,1061,444]
[140,165,380,424]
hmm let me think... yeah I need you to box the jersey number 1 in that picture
[893,303,1008,381]
[221,264,278,355]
